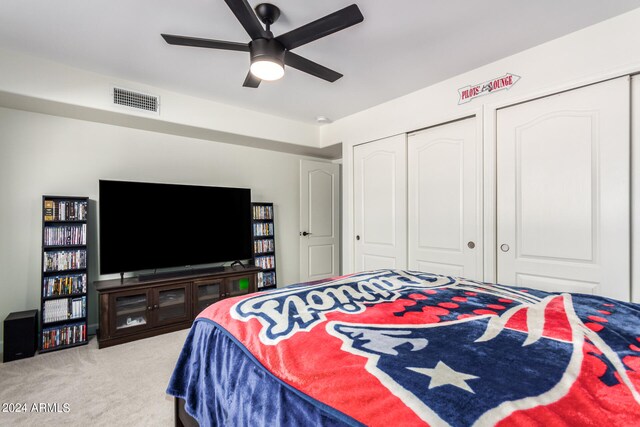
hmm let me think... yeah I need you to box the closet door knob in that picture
[356,235,360,241]
[500,244,510,252]
[467,241,475,249]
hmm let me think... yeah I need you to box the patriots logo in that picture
[230,270,455,344]
[327,294,639,426]
[207,270,640,425]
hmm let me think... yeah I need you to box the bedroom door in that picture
[299,160,340,281]
[496,77,630,300]
[407,117,482,280]
[353,134,407,271]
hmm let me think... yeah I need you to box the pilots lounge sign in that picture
[458,73,520,104]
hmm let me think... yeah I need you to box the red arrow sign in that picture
[458,73,521,104]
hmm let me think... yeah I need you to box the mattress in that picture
[167,269,640,426]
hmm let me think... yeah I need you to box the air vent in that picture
[112,87,159,113]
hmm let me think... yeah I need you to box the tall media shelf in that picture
[40,196,89,352]
[252,202,277,290]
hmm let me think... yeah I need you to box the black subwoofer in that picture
[3,309,38,363]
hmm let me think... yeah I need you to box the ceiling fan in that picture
[161,1,364,88]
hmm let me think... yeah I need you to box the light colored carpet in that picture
[0,328,190,426]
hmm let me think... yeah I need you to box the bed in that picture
[167,269,640,426]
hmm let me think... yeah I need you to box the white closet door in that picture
[497,77,630,300]
[354,134,407,271]
[408,117,482,279]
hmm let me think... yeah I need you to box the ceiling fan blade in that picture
[276,4,364,51]
[284,52,343,83]
[243,71,261,88]
[161,34,249,52]
[224,0,268,40]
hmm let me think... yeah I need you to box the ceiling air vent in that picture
[112,87,159,113]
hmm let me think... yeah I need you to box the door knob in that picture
[500,244,510,252]
[467,241,475,249]
[356,235,360,240]
[301,231,312,236]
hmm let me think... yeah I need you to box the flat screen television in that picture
[99,180,252,275]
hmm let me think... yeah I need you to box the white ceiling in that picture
[1,0,639,124]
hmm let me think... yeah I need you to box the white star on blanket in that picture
[408,361,479,393]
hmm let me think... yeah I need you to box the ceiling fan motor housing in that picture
[250,38,285,67]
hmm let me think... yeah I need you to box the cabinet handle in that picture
[500,244,510,252]
[467,241,475,249]
[153,304,159,309]
[147,306,152,311]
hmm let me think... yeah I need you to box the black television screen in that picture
[99,180,252,275]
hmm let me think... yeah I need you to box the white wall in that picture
[324,7,640,278]
[0,47,320,149]
[0,106,310,345]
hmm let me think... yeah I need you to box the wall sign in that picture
[458,73,521,104]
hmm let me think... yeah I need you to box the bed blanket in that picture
[168,269,640,426]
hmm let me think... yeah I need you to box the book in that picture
[44,200,54,221]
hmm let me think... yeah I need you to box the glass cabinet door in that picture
[155,284,191,325]
[194,279,223,314]
[227,275,254,298]
[113,291,150,334]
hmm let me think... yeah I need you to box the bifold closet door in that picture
[407,117,482,280]
[353,134,407,271]
[497,77,630,301]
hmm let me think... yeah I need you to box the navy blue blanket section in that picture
[167,319,360,427]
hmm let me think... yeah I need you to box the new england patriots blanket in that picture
[167,270,640,426]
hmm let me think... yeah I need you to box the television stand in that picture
[94,266,260,348]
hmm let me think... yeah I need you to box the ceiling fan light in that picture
[250,59,285,81]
